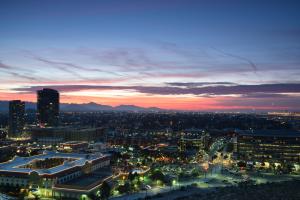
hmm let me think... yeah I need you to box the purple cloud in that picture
[166,82,236,87]
[13,83,300,97]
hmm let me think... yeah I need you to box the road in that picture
[0,193,17,200]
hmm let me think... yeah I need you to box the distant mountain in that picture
[0,101,162,112]
[115,105,147,111]
[115,105,162,111]
[61,102,113,112]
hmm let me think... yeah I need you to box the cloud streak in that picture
[211,47,258,73]
[166,82,236,87]
[33,56,123,78]
[0,61,38,81]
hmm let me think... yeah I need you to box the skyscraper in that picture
[37,88,59,127]
[8,100,25,138]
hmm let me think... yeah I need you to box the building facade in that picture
[237,130,300,165]
[28,127,105,145]
[37,88,59,127]
[0,151,111,199]
[8,100,25,138]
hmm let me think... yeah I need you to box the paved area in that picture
[110,172,300,200]
[0,192,17,200]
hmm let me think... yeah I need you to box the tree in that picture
[237,161,246,168]
[283,163,294,174]
[100,181,111,199]
[117,182,132,194]
[212,155,218,160]
[88,193,97,200]
[191,168,201,177]
[32,193,40,200]
[150,170,166,183]
[128,172,138,182]
[226,143,234,152]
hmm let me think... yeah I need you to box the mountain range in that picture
[0,101,163,112]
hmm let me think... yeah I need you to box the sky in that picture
[0,0,300,111]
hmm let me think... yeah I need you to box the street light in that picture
[172,179,177,186]
[202,162,209,179]
[139,176,144,182]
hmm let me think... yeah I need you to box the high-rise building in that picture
[37,88,59,127]
[8,100,25,138]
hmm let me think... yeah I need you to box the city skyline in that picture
[1,0,300,111]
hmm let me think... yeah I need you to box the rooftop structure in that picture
[0,151,111,199]
[236,129,300,138]
[0,151,107,175]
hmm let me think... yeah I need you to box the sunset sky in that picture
[0,0,300,111]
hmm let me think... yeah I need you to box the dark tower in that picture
[37,88,59,127]
[8,100,25,138]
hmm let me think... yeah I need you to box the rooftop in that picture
[237,130,300,137]
[0,151,108,175]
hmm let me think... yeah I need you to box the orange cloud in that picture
[0,92,294,111]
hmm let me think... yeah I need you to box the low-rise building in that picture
[61,141,89,152]
[0,151,111,199]
[27,126,105,145]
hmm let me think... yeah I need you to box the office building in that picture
[28,126,105,145]
[0,151,111,199]
[8,100,25,138]
[237,130,300,165]
[37,88,59,127]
